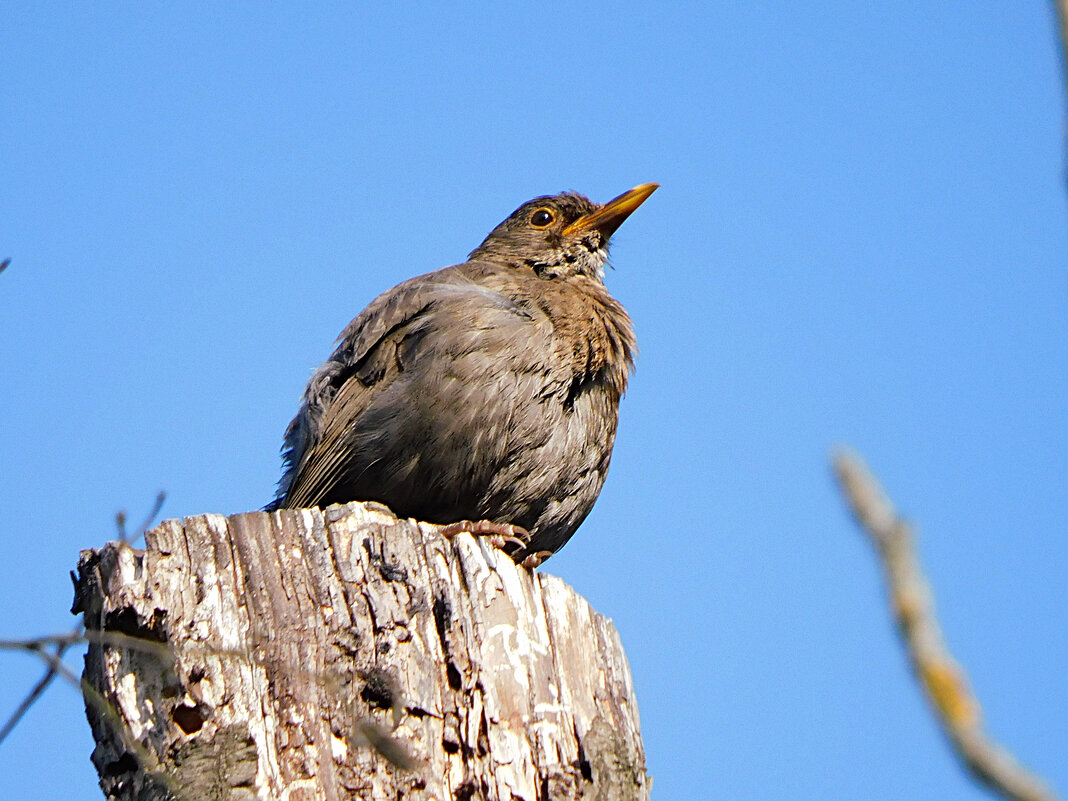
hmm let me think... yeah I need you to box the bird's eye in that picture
[530,208,554,227]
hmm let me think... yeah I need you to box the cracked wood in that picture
[73,503,649,801]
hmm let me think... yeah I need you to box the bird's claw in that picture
[438,520,531,555]
[519,550,553,570]
[437,521,554,568]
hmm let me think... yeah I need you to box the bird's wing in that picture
[274,265,538,509]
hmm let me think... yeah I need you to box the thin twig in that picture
[17,636,175,791]
[2,626,416,769]
[0,626,79,745]
[0,632,84,653]
[0,492,166,750]
[116,491,167,546]
[1057,1,1068,191]
[832,447,1059,801]
[133,491,167,541]
[1056,1,1068,109]
[0,631,156,774]
[0,630,174,667]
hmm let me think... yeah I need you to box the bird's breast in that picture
[513,276,635,402]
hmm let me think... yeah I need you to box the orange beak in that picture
[562,182,660,238]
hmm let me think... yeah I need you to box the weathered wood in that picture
[73,503,649,801]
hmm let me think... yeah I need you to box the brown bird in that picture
[269,183,658,564]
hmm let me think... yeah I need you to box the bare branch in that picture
[1057,1,1068,109]
[1057,1,1068,191]
[833,447,1059,801]
[1,630,179,668]
[1,624,420,776]
[0,632,84,653]
[0,627,167,787]
[0,626,79,745]
[116,491,167,546]
[16,636,178,794]
[133,491,167,540]
[0,492,166,749]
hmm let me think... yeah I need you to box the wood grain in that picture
[74,502,648,800]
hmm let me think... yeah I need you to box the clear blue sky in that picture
[1,5,1065,800]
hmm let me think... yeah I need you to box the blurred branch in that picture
[0,259,10,276]
[0,493,165,749]
[833,448,1059,801]
[0,625,80,745]
[0,629,177,666]
[115,490,166,545]
[0,628,89,746]
[0,631,176,792]
[1057,1,1068,190]
[1057,2,1068,105]
[0,625,419,775]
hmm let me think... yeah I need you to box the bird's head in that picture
[468,183,658,282]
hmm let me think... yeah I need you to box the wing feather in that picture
[271,264,542,510]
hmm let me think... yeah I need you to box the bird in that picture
[268,183,658,565]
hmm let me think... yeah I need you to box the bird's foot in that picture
[438,519,531,554]
[518,550,554,570]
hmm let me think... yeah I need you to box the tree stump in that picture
[72,503,649,801]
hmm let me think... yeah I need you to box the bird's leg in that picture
[437,520,531,554]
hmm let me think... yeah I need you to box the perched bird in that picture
[269,183,658,564]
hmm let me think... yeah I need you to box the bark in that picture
[72,502,649,801]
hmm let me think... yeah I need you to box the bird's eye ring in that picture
[530,208,554,227]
